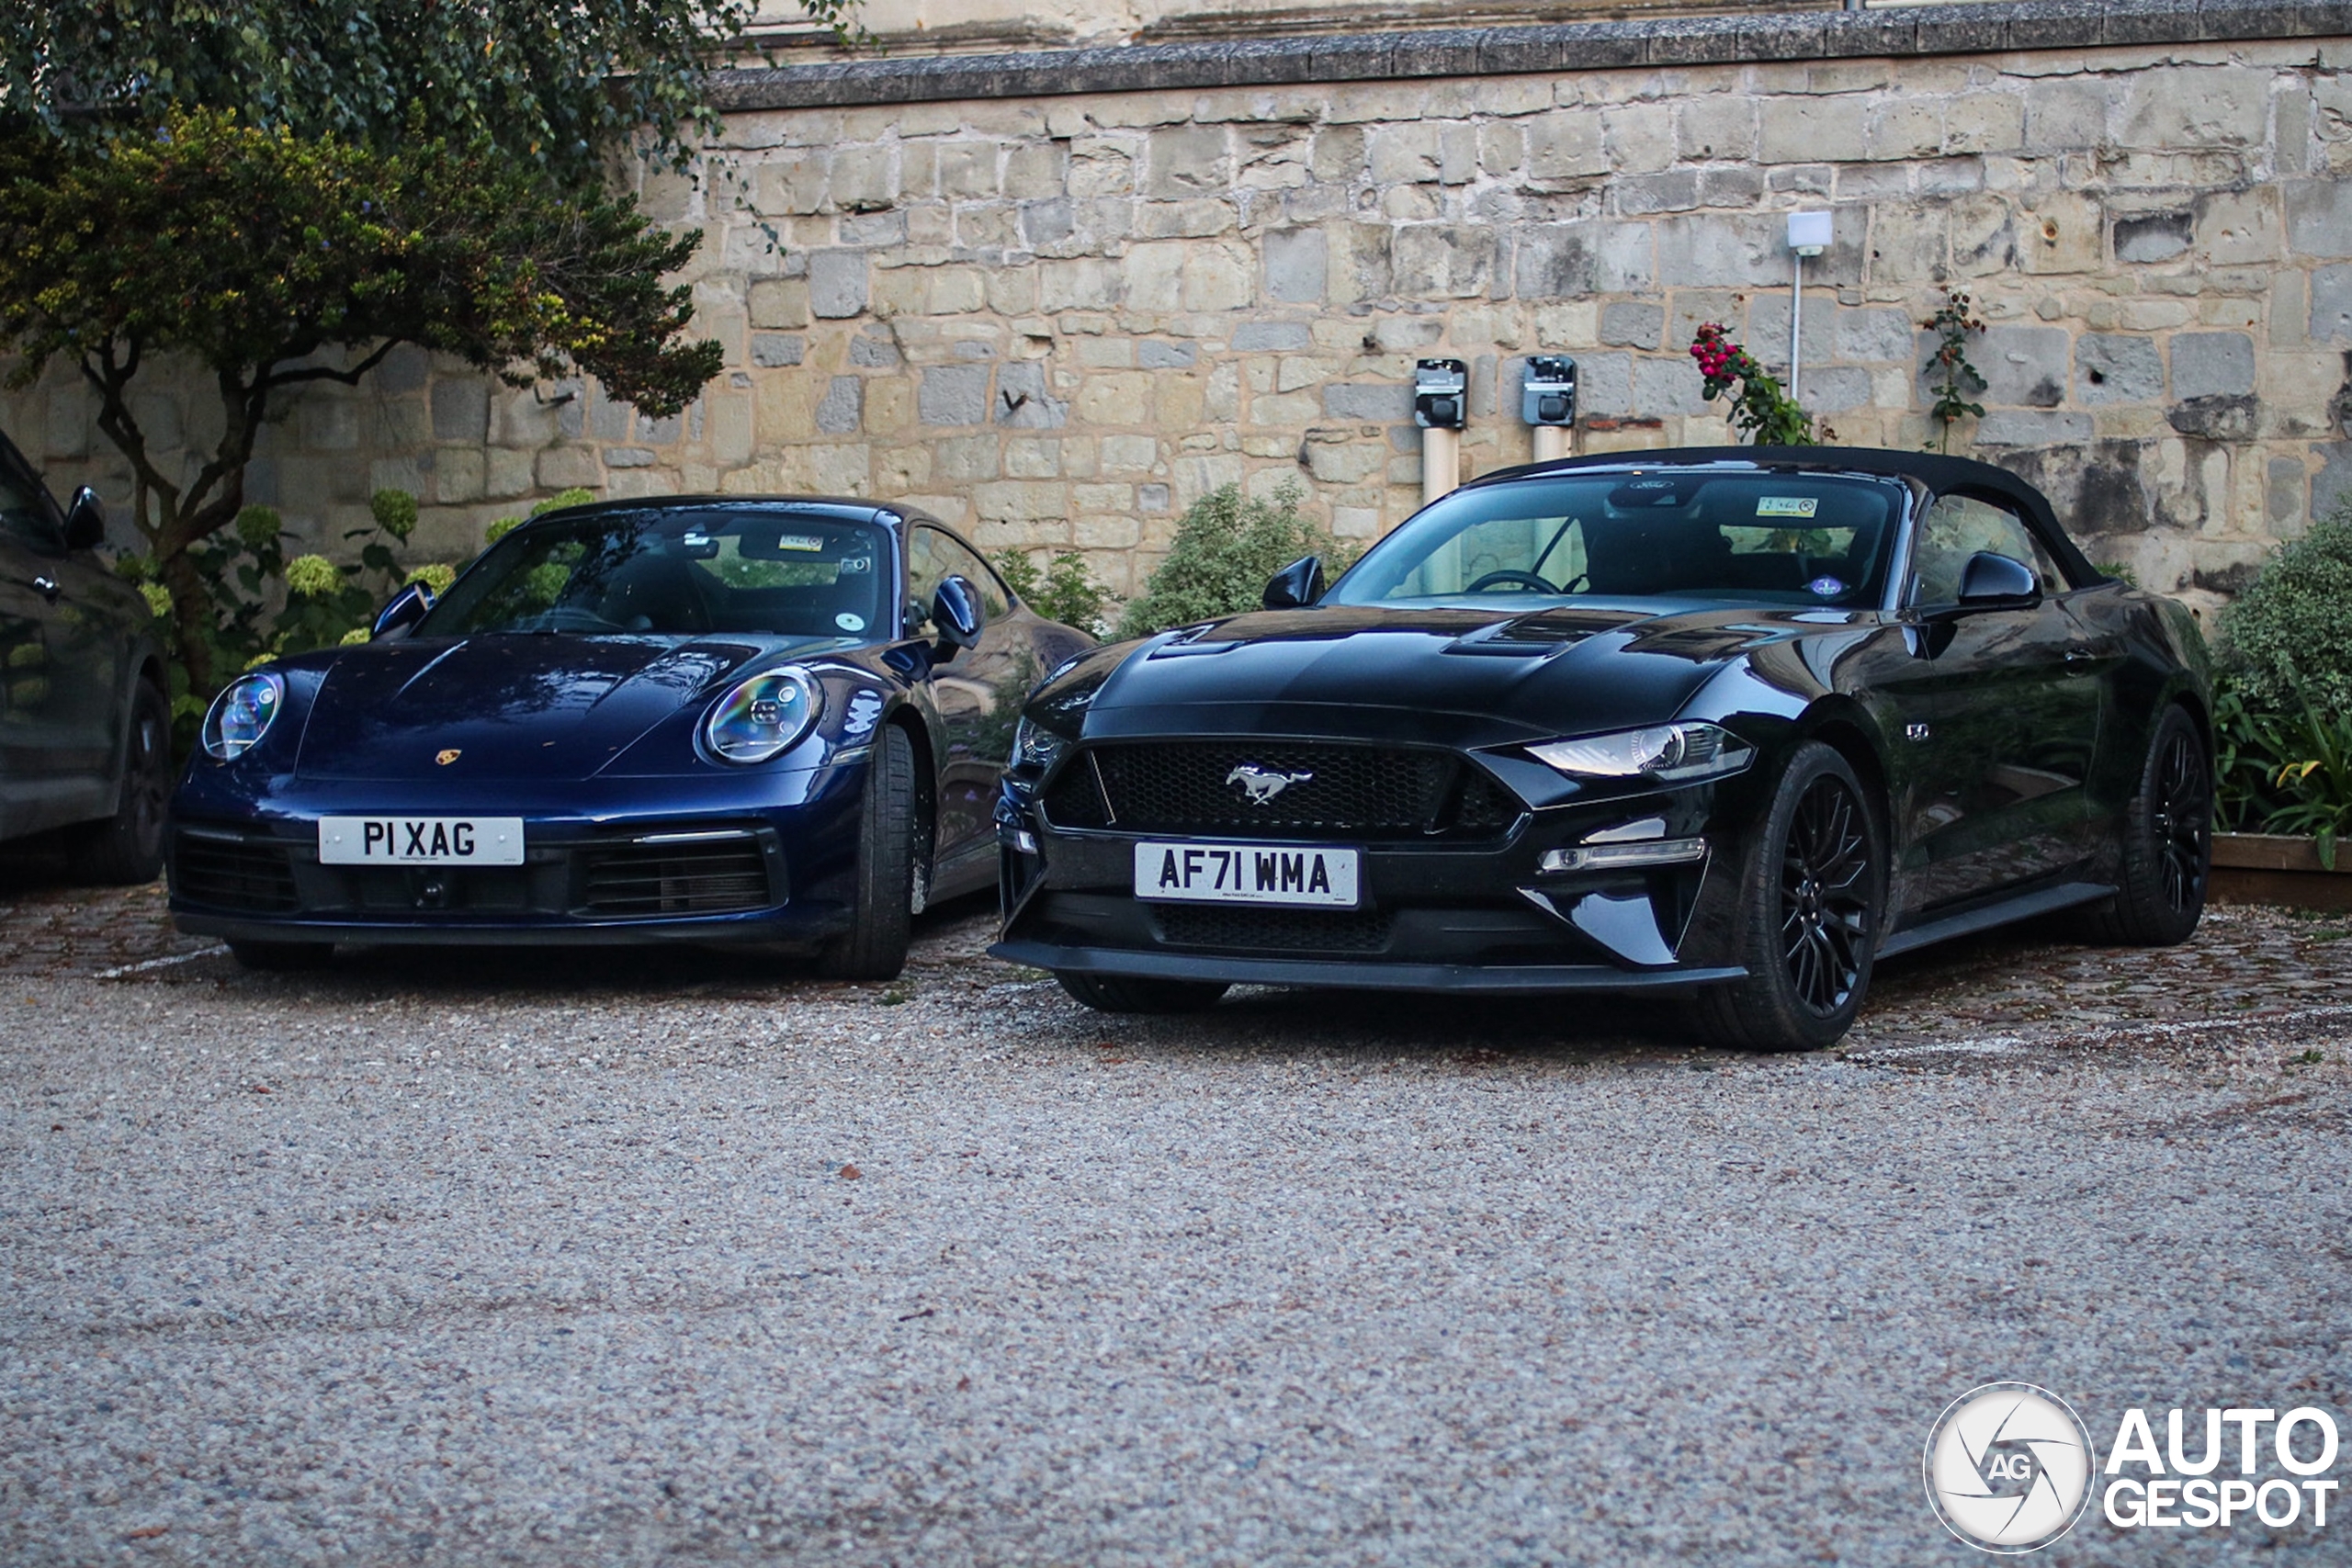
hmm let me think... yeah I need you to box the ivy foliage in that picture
[2216,502,2352,717]
[1118,482,1358,640]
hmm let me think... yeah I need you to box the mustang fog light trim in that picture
[703,667,821,765]
[1540,836,1708,874]
[1528,722,1755,784]
[201,671,287,761]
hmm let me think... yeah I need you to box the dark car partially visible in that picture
[0,426,170,882]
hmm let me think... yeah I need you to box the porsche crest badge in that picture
[435,749,462,766]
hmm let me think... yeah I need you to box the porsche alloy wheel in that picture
[813,723,917,981]
[1695,741,1882,1053]
[2087,704,2210,947]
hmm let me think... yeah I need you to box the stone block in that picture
[431,378,489,442]
[1602,103,1674,175]
[1304,435,1385,484]
[995,362,1069,429]
[2116,66,2267,152]
[2024,79,2108,151]
[1746,293,1834,370]
[1944,90,2025,154]
[1655,212,1785,288]
[932,434,1000,483]
[1145,127,1228,198]
[537,447,602,490]
[375,344,429,395]
[814,377,863,435]
[1524,111,1608,181]
[1322,383,1414,423]
[751,334,806,368]
[298,396,359,452]
[1951,194,2018,276]
[1005,142,1069,201]
[829,146,895,213]
[1139,339,1199,368]
[1615,171,1701,217]
[1368,124,1442,185]
[2268,455,2308,527]
[808,251,869,319]
[1600,302,1664,349]
[2310,264,2352,342]
[1074,372,1152,426]
[849,332,902,369]
[1697,168,1765,209]
[1479,121,1523,177]
[754,154,830,216]
[748,277,809,329]
[2286,180,2352,259]
[1837,308,1915,365]
[1975,410,2095,446]
[1571,352,1633,419]
[2171,332,2256,400]
[1102,434,1158,473]
[484,447,535,500]
[1760,97,1868,165]
[2195,187,2278,267]
[1865,99,1944,162]
[2114,210,2193,264]
[1513,224,1595,299]
[1040,258,1119,312]
[2019,193,2104,275]
[1674,96,1757,161]
[919,364,990,427]
[1392,224,1498,299]
[1632,355,1713,417]
[938,141,1000,199]
[1264,228,1327,306]
[1370,316,1444,351]
[1969,325,2070,407]
[2074,334,2163,405]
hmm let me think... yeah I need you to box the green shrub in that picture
[994,547,1116,640]
[1118,480,1357,640]
[2217,501,2352,716]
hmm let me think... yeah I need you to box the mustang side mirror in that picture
[62,487,107,551]
[371,581,435,642]
[1262,555,1326,611]
[1950,550,2041,615]
[931,574,985,660]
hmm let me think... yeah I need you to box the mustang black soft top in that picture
[1468,444,2100,586]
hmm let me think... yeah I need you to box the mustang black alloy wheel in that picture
[813,723,917,980]
[2087,703,2210,946]
[65,681,172,885]
[1694,740,1882,1053]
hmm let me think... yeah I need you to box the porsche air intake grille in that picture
[1152,905,1395,953]
[173,834,300,913]
[1043,741,1521,841]
[575,838,772,916]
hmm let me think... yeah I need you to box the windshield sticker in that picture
[1757,496,1820,518]
[843,690,883,737]
[1807,576,1846,597]
[835,612,866,633]
[775,533,827,552]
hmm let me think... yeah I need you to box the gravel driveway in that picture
[3,870,2347,1565]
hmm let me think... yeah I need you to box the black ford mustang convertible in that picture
[993,447,2212,1050]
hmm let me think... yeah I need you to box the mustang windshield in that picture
[420,510,892,638]
[1327,470,1906,610]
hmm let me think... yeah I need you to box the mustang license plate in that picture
[1133,840,1361,908]
[318,817,526,866]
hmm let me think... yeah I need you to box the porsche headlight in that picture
[200,671,286,761]
[1012,715,1069,772]
[703,667,822,765]
[1528,722,1753,784]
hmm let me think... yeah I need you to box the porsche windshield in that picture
[1327,470,1906,610]
[420,511,893,638]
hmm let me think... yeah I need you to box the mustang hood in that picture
[1067,603,1835,745]
[293,635,773,781]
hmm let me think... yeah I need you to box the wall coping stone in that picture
[707,1,2352,112]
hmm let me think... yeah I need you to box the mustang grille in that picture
[576,839,772,916]
[173,835,299,913]
[1152,905,1395,953]
[1045,740,1521,840]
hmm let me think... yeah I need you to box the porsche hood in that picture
[291,635,775,780]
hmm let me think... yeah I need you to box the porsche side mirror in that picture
[62,487,107,552]
[931,574,985,660]
[1262,555,1326,611]
[371,581,435,642]
[1948,551,2041,615]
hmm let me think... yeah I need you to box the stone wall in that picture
[10,0,2352,610]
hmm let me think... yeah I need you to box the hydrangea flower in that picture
[284,554,342,599]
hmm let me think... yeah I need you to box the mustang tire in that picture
[814,723,916,981]
[1693,740,1883,1053]
[1056,972,1229,1014]
[64,681,171,886]
[2086,703,2210,947]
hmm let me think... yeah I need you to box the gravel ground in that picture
[2,866,2348,1566]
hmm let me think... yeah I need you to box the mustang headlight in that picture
[703,667,822,765]
[1012,715,1069,772]
[200,671,286,761]
[1528,722,1754,784]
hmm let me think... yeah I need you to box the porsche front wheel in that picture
[813,724,917,981]
[1693,741,1883,1053]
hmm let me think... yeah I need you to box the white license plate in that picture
[1133,840,1361,908]
[318,817,526,866]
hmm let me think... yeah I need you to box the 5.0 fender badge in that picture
[435,749,463,766]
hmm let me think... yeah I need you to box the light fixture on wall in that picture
[1785,210,1832,409]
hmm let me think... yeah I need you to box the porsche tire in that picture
[2085,703,2210,947]
[63,681,171,886]
[813,723,916,981]
[1056,972,1229,1014]
[1692,741,1883,1054]
[228,939,335,972]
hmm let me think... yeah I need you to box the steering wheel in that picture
[1466,569,1561,594]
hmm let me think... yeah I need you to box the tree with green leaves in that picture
[0,0,854,699]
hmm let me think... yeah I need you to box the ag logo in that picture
[1924,1382,2097,1553]
[1225,763,1311,805]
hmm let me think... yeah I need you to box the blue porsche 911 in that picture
[166,497,1091,976]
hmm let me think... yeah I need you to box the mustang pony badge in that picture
[435,749,462,766]
[1226,763,1312,805]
